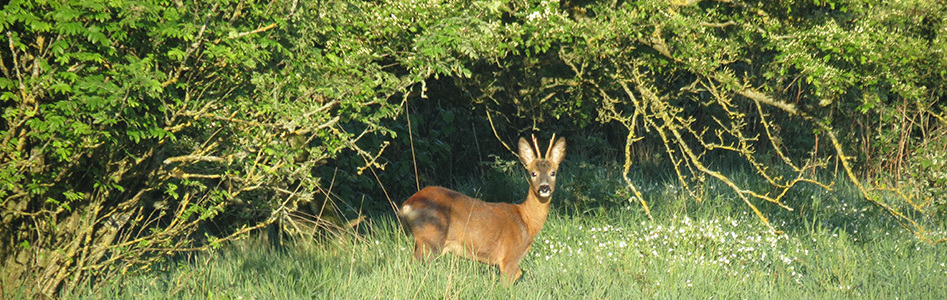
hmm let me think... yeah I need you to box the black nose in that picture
[538,185,551,194]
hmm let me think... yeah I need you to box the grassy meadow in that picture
[76,164,947,299]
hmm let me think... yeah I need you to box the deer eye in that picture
[550,171,557,177]
[531,172,538,177]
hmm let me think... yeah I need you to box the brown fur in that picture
[401,135,566,285]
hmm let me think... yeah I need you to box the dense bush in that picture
[2,0,944,297]
[0,0,434,296]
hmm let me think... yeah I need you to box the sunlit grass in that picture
[534,215,804,282]
[76,171,947,299]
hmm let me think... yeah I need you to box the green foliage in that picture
[0,0,477,296]
[906,135,947,218]
[3,0,947,297]
[412,0,946,231]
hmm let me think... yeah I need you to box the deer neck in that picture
[518,190,551,239]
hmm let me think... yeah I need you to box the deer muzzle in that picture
[537,184,552,197]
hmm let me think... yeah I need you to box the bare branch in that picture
[230,23,278,40]
[163,155,226,165]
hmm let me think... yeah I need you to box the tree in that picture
[444,0,946,238]
[3,0,945,297]
[0,0,438,296]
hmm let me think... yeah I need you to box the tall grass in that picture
[75,164,947,299]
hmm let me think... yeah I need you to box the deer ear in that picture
[547,137,566,165]
[518,137,536,166]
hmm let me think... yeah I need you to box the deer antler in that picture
[545,133,557,159]
[531,134,542,158]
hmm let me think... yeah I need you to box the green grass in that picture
[76,169,947,299]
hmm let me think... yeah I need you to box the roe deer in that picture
[400,134,566,285]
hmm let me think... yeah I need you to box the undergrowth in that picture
[74,163,947,299]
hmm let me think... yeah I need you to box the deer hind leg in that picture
[410,223,446,262]
[499,260,523,286]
